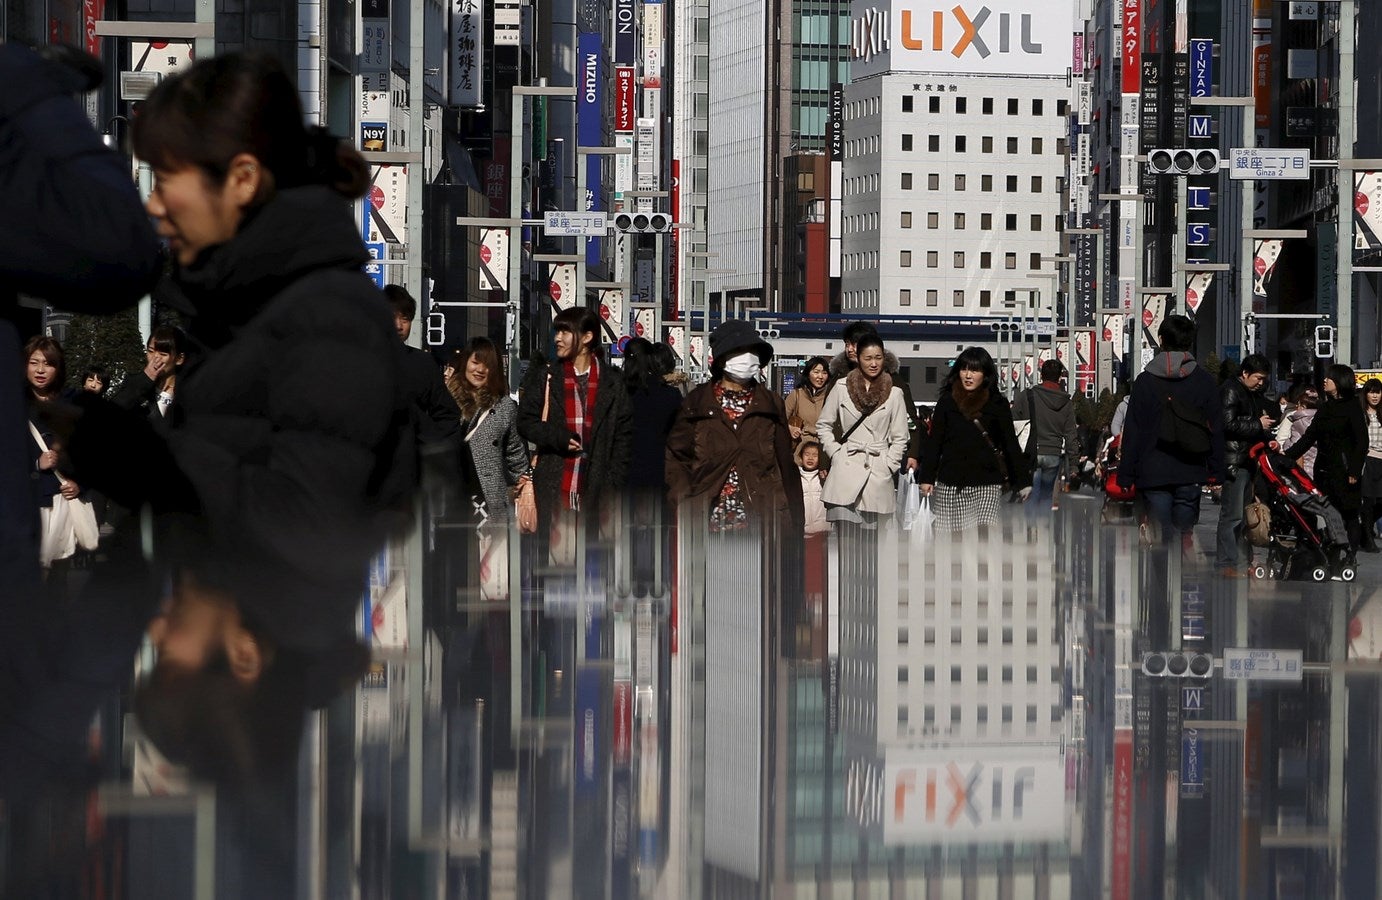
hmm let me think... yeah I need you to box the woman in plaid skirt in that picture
[917,347,1031,532]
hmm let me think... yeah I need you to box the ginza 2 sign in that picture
[850,0,1076,76]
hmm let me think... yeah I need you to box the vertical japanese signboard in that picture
[578,31,605,268]
[450,0,483,108]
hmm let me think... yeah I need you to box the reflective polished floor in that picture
[4,491,1381,899]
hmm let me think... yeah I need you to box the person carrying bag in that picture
[29,422,99,566]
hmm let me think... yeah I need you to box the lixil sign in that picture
[850,0,1075,78]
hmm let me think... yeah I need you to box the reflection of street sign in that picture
[1222,648,1303,682]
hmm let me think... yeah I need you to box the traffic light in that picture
[1142,651,1214,679]
[1314,324,1335,359]
[1147,148,1221,176]
[612,211,673,233]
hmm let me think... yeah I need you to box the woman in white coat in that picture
[818,333,911,525]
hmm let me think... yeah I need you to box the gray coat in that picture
[463,396,529,521]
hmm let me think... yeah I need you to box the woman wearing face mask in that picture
[816,334,910,524]
[445,337,528,522]
[665,319,803,533]
[785,356,831,448]
[917,347,1031,532]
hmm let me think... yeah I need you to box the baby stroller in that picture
[1248,443,1355,583]
[1099,433,1137,523]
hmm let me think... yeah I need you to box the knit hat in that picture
[709,319,773,368]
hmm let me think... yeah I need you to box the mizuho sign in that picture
[851,0,1075,77]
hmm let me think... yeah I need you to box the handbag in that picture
[515,374,550,535]
[29,422,99,564]
[1244,496,1272,547]
[1012,390,1038,464]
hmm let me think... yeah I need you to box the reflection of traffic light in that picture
[612,211,673,233]
[1142,651,1214,679]
[1314,324,1335,359]
[1147,148,1221,175]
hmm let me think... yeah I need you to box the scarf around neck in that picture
[561,359,600,510]
[953,382,990,420]
[845,368,893,416]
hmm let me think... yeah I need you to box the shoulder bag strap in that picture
[970,415,1011,484]
[28,421,71,487]
[839,404,876,444]
[529,373,552,470]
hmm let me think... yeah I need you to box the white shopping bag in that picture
[896,471,921,530]
[910,494,935,545]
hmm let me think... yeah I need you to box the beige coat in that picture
[817,382,910,513]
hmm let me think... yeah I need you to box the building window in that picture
[898,665,909,683]
[902,94,913,112]
[1002,705,1013,723]
[902,134,913,151]
[1031,137,1044,154]
[926,289,938,306]
[898,627,909,644]
[926,251,938,268]
[1002,626,1014,644]
[901,211,913,228]
[954,174,966,191]
[981,213,992,230]
[1030,252,1042,269]
[1030,214,1042,230]
[1032,176,1044,193]
[900,250,912,267]
[1002,665,1014,682]
[951,705,962,724]
[1007,136,1018,154]
[956,96,967,114]
[952,289,964,306]
[929,95,940,113]
[1005,252,1017,269]
[955,212,966,229]
[1033,98,1044,116]
[980,289,992,307]
[1057,99,1068,116]
[925,366,937,383]
[899,288,911,306]
[955,135,966,152]
[901,172,913,189]
[924,665,935,682]
[977,665,989,682]
[923,626,936,643]
[898,706,909,726]
[927,212,939,229]
[980,251,992,268]
[1005,214,1017,231]
[1057,137,1068,156]
[1007,97,1019,115]
[982,136,993,153]
[1026,705,1038,724]
[950,665,962,683]
[1005,289,1017,304]
[927,173,940,190]
[981,175,993,191]
[1006,175,1018,192]
[953,251,965,268]
[928,134,940,152]
[982,97,994,114]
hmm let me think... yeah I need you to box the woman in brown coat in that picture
[785,356,831,447]
[665,320,804,533]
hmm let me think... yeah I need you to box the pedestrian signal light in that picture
[612,211,673,233]
[1314,325,1335,359]
[1142,651,1214,679]
[1147,148,1221,176]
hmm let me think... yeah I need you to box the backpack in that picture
[1158,394,1212,457]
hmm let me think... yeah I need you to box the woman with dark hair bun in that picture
[1287,363,1367,556]
[917,346,1031,532]
[61,52,398,782]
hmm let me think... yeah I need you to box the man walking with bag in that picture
[1116,315,1226,543]
[1216,354,1275,576]
[1014,359,1080,519]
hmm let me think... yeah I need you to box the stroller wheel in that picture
[1252,565,1269,580]
[1310,566,1329,583]
[1340,567,1357,583]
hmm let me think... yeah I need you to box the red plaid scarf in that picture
[560,358,600,510]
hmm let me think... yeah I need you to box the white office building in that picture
[841,0,1076,317]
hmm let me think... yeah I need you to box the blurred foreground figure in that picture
[0,42,160,603]
[59,53,404,788]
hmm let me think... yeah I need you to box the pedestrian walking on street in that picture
[1216,353,1275,575]
[785,356,831,447]
[1359,378,1382,552]
[1012,359,1080,519]
[830,322,924,471]
[446,337,528,522]
[622,337,684,494]
[385,284,462,475]
[25,337,89,580]
[518,306,633,525]
[1116,315,1225,542]
[817,334,910,525]
[1286,364,1367,557]
[918,347,1031,532]
[797,439,830,535]
[665,319,803,533]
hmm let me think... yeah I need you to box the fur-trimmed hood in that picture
[829,349,901,380]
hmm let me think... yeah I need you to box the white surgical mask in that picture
[723,355,762,384]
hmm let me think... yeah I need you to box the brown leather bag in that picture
[515,374,550,534]
[1244,496,1272,547]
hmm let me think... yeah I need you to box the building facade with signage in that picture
[840,0,1075,320]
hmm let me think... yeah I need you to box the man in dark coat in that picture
[1013,359,1080,517]
[0,44,161,602]
[1217,353,1274,574]
[383,284,461,472]
[829,321,924,470]
[517,306,632,522]
[1117,315,1226,540]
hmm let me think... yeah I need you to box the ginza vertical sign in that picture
[1122,0,1140,94]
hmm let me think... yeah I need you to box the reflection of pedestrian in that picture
[665,320,803,532]
[918,347,1030,532]
[817,334,909,524]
